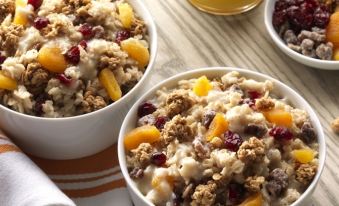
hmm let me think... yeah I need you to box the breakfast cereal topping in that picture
[125,73,319,206]
[273,0,339,60]
[0,0,150,117]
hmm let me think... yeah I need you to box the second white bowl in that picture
[118,67,326,206]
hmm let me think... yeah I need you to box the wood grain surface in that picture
[139,0,339,205]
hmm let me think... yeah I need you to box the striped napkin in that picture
[0,133,75,206]
[0,130,132,206]
[31,143,132,206]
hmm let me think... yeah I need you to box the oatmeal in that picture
[272,0,339,60]
[124,72,319,206]
[0,0,150,117]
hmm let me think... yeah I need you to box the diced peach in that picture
[264,109,293,128]
[206,113,228,141]
[334,47,339,60]
[121,38,150,68]
[38,47,67,73]
[327,12,339,47]
[13,0,28,26]
[239,193,263,206]
[293,149,315,164]
[124,125,160,151]
[193,76,212,96]
[98,68,122,102]
[118,3,134,29]
[0,71,17,90]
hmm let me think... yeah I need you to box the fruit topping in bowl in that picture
[272,0,339,60]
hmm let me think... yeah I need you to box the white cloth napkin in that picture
[0,136,76,206]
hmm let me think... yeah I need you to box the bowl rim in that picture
[0,0,158,121]
[264,0,339,69]
[118,67,326,206]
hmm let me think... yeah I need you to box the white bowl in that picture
[0,0,157,160]
[264,0,339,70]
[118,67,326,206]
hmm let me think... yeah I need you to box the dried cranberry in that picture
[79,24,94,40]
[228,183,245,204]
[65,46,80,64]
[154,116,170,130]
[150,152,167,166]
[137,102,156,117]
[314,6,330,28]
[275,1,288,11]
[272,10,287,29]
[248,91,261,99]
[33,17,49,30]
[224,131,243,152]
[240,98,256,108]
[115,30,131,44]
[269,126,293,141]
[0,55,6,64]
[202,110,216,128]
[56,74,72,86]
[79,40,87,50]
[28,0,43,10]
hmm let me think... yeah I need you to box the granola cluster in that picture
[124,72,319,206]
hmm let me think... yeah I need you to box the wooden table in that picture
[139,0,339,205]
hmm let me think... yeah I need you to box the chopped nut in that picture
[237,137,265,162]
[295,163,317,185]
[300,39,316,58]
[283,30,298,44]
[316,42,333,60]
[266,168,289,197]
[300,122,317,143]
[127,143,153,169]
[137,114,156,127]
[193,138,210,158]
[129,167,144,179]
[255,97,275,111]
[331,117,339,134]
[245,176,265,192]
[191,181,217,206]
[287,43,302,53]
[202,110,216,128]
[165,89,194,118]
[298,30,326,43]
[161,115,194,145]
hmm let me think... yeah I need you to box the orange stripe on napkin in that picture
[52,170,121,183]
[32,143,119,175]
[62,179,126,198]
[0,144,21,154]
